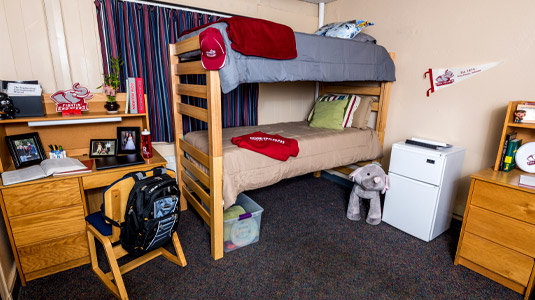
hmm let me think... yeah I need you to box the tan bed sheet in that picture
[184,121,383,209]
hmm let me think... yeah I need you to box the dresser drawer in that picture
[459,232,533,286]
[471,180,535,224]
[2,178,82,217]
[10,205,86,247]
[18,232,88,274]
[465,205,535,257]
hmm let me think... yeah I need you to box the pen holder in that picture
[49,150,66,159]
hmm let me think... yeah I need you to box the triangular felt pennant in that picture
[424,62,500,96]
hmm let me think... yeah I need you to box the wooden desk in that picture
[0,151,168,285]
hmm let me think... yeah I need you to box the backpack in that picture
[118,167,180,256]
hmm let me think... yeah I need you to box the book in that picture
[1,157,87,186]
[124,79,130,114]
[53,159,93,177]
[502,139,522,172]
[519,174,535,189]
[499,132,517,170]
[128,77,138,114]
[135,77,146,113]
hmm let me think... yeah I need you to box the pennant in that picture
[424,62,500,96]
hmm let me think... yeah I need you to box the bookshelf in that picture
[494,101,535,171]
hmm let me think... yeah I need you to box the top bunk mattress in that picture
[184,121,383,209]
[178,22,396,93]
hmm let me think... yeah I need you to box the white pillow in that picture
[314,20,374,40]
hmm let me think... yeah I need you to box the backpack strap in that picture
[127,167,167,183]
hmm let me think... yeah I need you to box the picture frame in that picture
[89,139,117,158]
[515,104,535,123]
[5,132,47,169]
[117,127,141,155]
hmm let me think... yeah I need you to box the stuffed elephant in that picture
[347,162,389,225]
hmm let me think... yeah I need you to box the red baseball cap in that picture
[199,28,226,70]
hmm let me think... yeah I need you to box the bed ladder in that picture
[169,37,225,260]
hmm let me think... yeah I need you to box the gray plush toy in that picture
[347,162,389,225]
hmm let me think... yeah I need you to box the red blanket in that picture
[231,131,299,161]
[180,16,297,60]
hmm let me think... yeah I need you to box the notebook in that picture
[95,153,145,170]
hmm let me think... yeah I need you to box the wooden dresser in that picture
[455,168,535,299]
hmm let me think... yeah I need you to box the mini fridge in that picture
[382,142,465,242]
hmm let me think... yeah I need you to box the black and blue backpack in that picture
[104,167,180,256]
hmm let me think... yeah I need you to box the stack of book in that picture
[125,77,146,114]
[519,174,535,189]
[499,131,523,172]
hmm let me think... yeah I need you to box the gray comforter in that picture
[178,22,396,93]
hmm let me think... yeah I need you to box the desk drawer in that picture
[459,232,533,286]
[18,232,88,274]
[82,164,164,189]
[465,205,535,257]
[2,178,82,217]
[10,205,86,246]
[471,180,535,224]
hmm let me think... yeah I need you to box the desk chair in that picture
[85,169,187,300]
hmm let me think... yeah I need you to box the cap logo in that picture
[206,49,217,58]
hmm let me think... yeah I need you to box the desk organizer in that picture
[49,150,66,159]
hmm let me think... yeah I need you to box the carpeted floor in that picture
[18,174,523,299]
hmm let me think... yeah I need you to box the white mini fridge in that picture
[382,142,465,242]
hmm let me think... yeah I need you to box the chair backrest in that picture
[103,168,176,242]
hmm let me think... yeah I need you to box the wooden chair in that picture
[85,169,187,300]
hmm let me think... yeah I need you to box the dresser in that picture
[454,168,535,299]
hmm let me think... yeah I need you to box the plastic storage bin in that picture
[223,193,264,252]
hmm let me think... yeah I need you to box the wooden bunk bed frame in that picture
[169,36,394,260]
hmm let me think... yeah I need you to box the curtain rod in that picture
[120,0,232,18]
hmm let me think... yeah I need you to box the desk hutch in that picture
[0,94,168,285]
[455,101,535,299]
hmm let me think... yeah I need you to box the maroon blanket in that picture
[180,16,297,60]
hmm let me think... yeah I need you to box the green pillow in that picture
[309,99,348,130]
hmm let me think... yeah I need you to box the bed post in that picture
[206,70,224,260]
[375,53,395,148]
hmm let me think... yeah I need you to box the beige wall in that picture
[325,0,535,216]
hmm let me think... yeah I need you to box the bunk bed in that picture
[169,21,395,260]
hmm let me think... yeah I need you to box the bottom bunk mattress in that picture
[184,121,383,209]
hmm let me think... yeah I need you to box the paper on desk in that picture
[6,83,42,96]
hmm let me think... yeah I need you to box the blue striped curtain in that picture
[94,0,258,142]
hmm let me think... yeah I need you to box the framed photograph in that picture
[89,139,117,158]
[5,132,47,169]
[117,127,140,154]
[515,104,535,123]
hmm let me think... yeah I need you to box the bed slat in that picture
[322,85,381,96]
[182,187,210,224]
[371,102,379,112]
[176,83,207,99]
[178,103,208,123]
[181,170,210,207]
[179,139,209,168]
[173,36,200,55]
[174,61,205,75]
[180,154,210,188]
